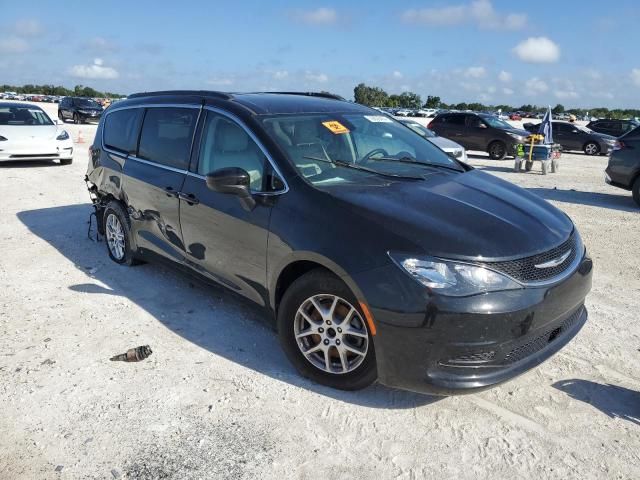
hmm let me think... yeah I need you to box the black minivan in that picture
[86,91,592,395]
[58,96,103,124]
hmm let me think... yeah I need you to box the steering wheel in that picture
[361,148,389,164]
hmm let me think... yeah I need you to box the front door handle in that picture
[164,186,179,198]
[178,192,200,205]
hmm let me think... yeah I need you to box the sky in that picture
[0,0,638,108]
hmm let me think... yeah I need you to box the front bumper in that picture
[77,112,102,123]
[353,253,593,395]
[0,142,73,161]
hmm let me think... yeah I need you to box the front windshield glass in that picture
[73,98,100,108]
[403,122,436,138]
[262,112,461,186]
[0,106,53,125]
[482,115,512,129]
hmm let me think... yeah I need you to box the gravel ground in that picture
[1,103,639,480]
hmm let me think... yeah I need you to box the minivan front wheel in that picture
[632,177,640,207]
[488,141,507,160]
[103,201,141,266]
[278,270,377,390]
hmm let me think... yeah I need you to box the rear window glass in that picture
[103,108,141,154]
[441,114,466,125]
[138,108,198,169]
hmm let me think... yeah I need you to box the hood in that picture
[322,169,573,261]
[505,127,530,137]
[428,136,464,151]
[590,131,616,141]
[0,125,60,141]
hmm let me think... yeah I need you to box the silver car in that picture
[399,119,467,161]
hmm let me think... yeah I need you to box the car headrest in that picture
[216,121,249,152]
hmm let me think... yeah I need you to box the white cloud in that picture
[555,90,579,99]
[69,58,119,79]
[487,85,496,93]
[13,19,42,37]
[525,77,549,94]
[87,37,119,53]
[392,70,403,79]
[272,70,289,80]
[513,37,560,63]
[401,0,526,30]
[464,66,486,78]
[631,68,640,87]
[207,76,234,86]
[498,70,512,83]
[292,8,338,25]
[0,36,29,53]
[305,71,329,83]
[503,87,514,95]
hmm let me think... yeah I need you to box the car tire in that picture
[583,142,600,155]
[102,201,142,266]
[59,158,73,165]
[58,111,64,121]
[632,176,640,207]
[488,141,507,160]
[277,269,377,391]
[73,113,81,125]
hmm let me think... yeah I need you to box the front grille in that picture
[484,233,578,283]
[503,306,583,364]
[444,351,496,365]
[10,154,59,159]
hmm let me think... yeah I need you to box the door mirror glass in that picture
[205,167,256,210]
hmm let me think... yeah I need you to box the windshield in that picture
[482,115,513,129]
[261,112,461,186]
[402,122,436,138]
[0,106,53,126]
[73,98,100,108]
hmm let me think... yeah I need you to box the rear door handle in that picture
[178,192,200,205]
[164,186,179,198]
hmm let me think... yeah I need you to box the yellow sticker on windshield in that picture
[322,120,349,134]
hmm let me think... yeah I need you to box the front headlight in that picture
[389,253,521,296]
[507,132,526,142]
[604,139,616,146]
[56,130,69,141]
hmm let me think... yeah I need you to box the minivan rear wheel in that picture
[488,141,507,160]
[103,201,142,266]
[277,269,377,390]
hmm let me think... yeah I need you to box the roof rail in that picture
[261,91,346,101]
[127,90,233,100]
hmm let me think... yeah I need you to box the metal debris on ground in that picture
[110,345,153,362]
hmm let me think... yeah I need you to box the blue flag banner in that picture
[538,106,553,144]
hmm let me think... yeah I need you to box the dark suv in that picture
[605,126,640,206]
[587,119,639,138]
[523,121,617,155]
[58,97,103,124]
[428,112,530,159]
[86,91,592,395]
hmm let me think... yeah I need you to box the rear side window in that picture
[138,108,198,170]
[442,114,466,125]
[623,126,640,141]
[103,108,142,154]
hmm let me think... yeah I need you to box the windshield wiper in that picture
[367,156,464,172]
[302,156,424,180]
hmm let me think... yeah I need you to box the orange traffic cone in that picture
[75,129,85,144]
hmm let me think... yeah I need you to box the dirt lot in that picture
[1,103,639,479]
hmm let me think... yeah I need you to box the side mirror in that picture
[205,167,256,211]
[54,119,63,125]
[478,123,487,129]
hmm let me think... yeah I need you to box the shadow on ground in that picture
[18,203,439,409]
[0,160,66,168]
[527,187,637,212]
[553,379,640,425]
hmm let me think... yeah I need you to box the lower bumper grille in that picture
[503,305,584,364]
[9,154,59,159]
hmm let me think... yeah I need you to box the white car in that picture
[0,102,73,164]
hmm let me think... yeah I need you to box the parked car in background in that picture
[399,119,467,161]
[395,109,411,116]
[429,112,529,159]
[85,90,592,395]
[58,97,103,124]
[0,101,73,164]
[605,125,640,206]
[523,121,616,155]
[586,119,639,138]
[509,113,522,121]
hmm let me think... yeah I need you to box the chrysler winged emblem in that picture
[534,249,572,269]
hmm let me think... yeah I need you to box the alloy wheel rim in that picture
[294,294,369,374]
[105,213,126,260]
[491,143,505,157]
[586,143,597,155]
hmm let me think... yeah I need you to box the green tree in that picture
[552,104,565,115]
[423,95,441,108]
[353,83,389,107]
